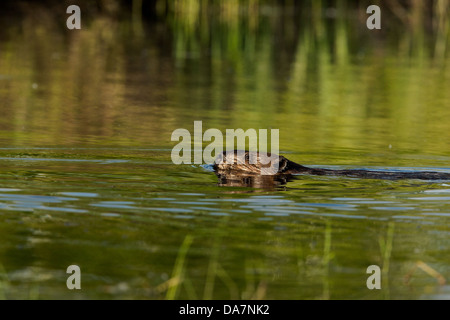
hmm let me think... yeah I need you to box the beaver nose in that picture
[214,152,224,164]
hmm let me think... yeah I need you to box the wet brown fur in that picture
[214,151,450,181]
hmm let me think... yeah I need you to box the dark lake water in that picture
[0,2,449,299]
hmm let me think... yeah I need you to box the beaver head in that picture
[213,150,306,175]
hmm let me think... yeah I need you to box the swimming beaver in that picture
[213,150,450,181]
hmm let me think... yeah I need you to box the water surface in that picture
[0,1,449,299]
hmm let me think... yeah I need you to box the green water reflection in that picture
[0,1,449,299]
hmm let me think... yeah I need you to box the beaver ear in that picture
[278,157,288,173]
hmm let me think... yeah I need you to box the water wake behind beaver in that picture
[213,151,450,188]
